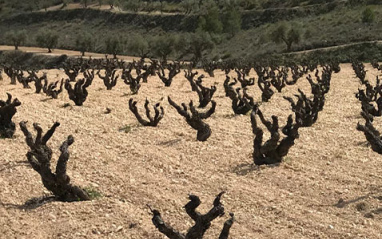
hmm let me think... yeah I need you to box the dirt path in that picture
[0,45,141,62]
[44,3,180,16]
[288,40,382,55]
[2,38,381,65]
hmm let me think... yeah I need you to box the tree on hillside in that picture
[127,34,150,58]
[159,0,165,13]
[189,32,215,65]
[81,0,89,8]
[180,0,198,14]
[151,35,176,63]
[238,0,260,10]
[173,34,189,60]
[179,32,215,66]
[222,6,242,37]
[75,32,93,56]
[347,0,365,7]
[34,0,51,11]
[5,30,26,50]
[197,0,223,34]
[270,23,301,52]
[62,0,71,8]
[108,0,119,9]
[362,7,375,24]
[123,0,140,12]
[36,30,59,53]
[105,37,123,58]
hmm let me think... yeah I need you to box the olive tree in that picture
[81,0,89,8]
[75,32,93,56]
[151,35,176,63]
[36,30,59,53]
[105,36,124,59]
[270,23,301,52]
[5,30,26,50]
[123,0,140,12]
[127,34,150,58]
[185,32,215,65]
[196,0,223,34]
[222,6,242,37]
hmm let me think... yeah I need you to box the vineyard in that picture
[1,56,382,238]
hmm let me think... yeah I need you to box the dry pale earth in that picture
[0,45,141,62]
[0,64,382,239]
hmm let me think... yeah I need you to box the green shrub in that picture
[362,7,375,23]
[84,186,102,200]
[197,0,223,34]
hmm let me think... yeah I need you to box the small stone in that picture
[49,213,56,220]
[90,182,99,188]
[364,212,374,219]
[328,225,334,229]
[116,226,123,232]
[129,223,137,229]
[356,202,368,212]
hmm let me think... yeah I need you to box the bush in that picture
[197,0,223,34]
[362,7,375,24]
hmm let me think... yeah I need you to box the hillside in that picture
[0,1,381,62]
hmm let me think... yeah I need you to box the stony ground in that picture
[1,64,382,239]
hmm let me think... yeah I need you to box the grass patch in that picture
[119,125,132,133]
[61,103,71,108]
[84,186,102,200]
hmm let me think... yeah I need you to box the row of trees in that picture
[268,4,376,52]
[4,30,215,63]
[4,3,374,60]
[5,30,58,52]
[196,0,242,37]
[3,0,366,12]
[103,31,215,63]
[2,25,303,60]
[77,0,375,13]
